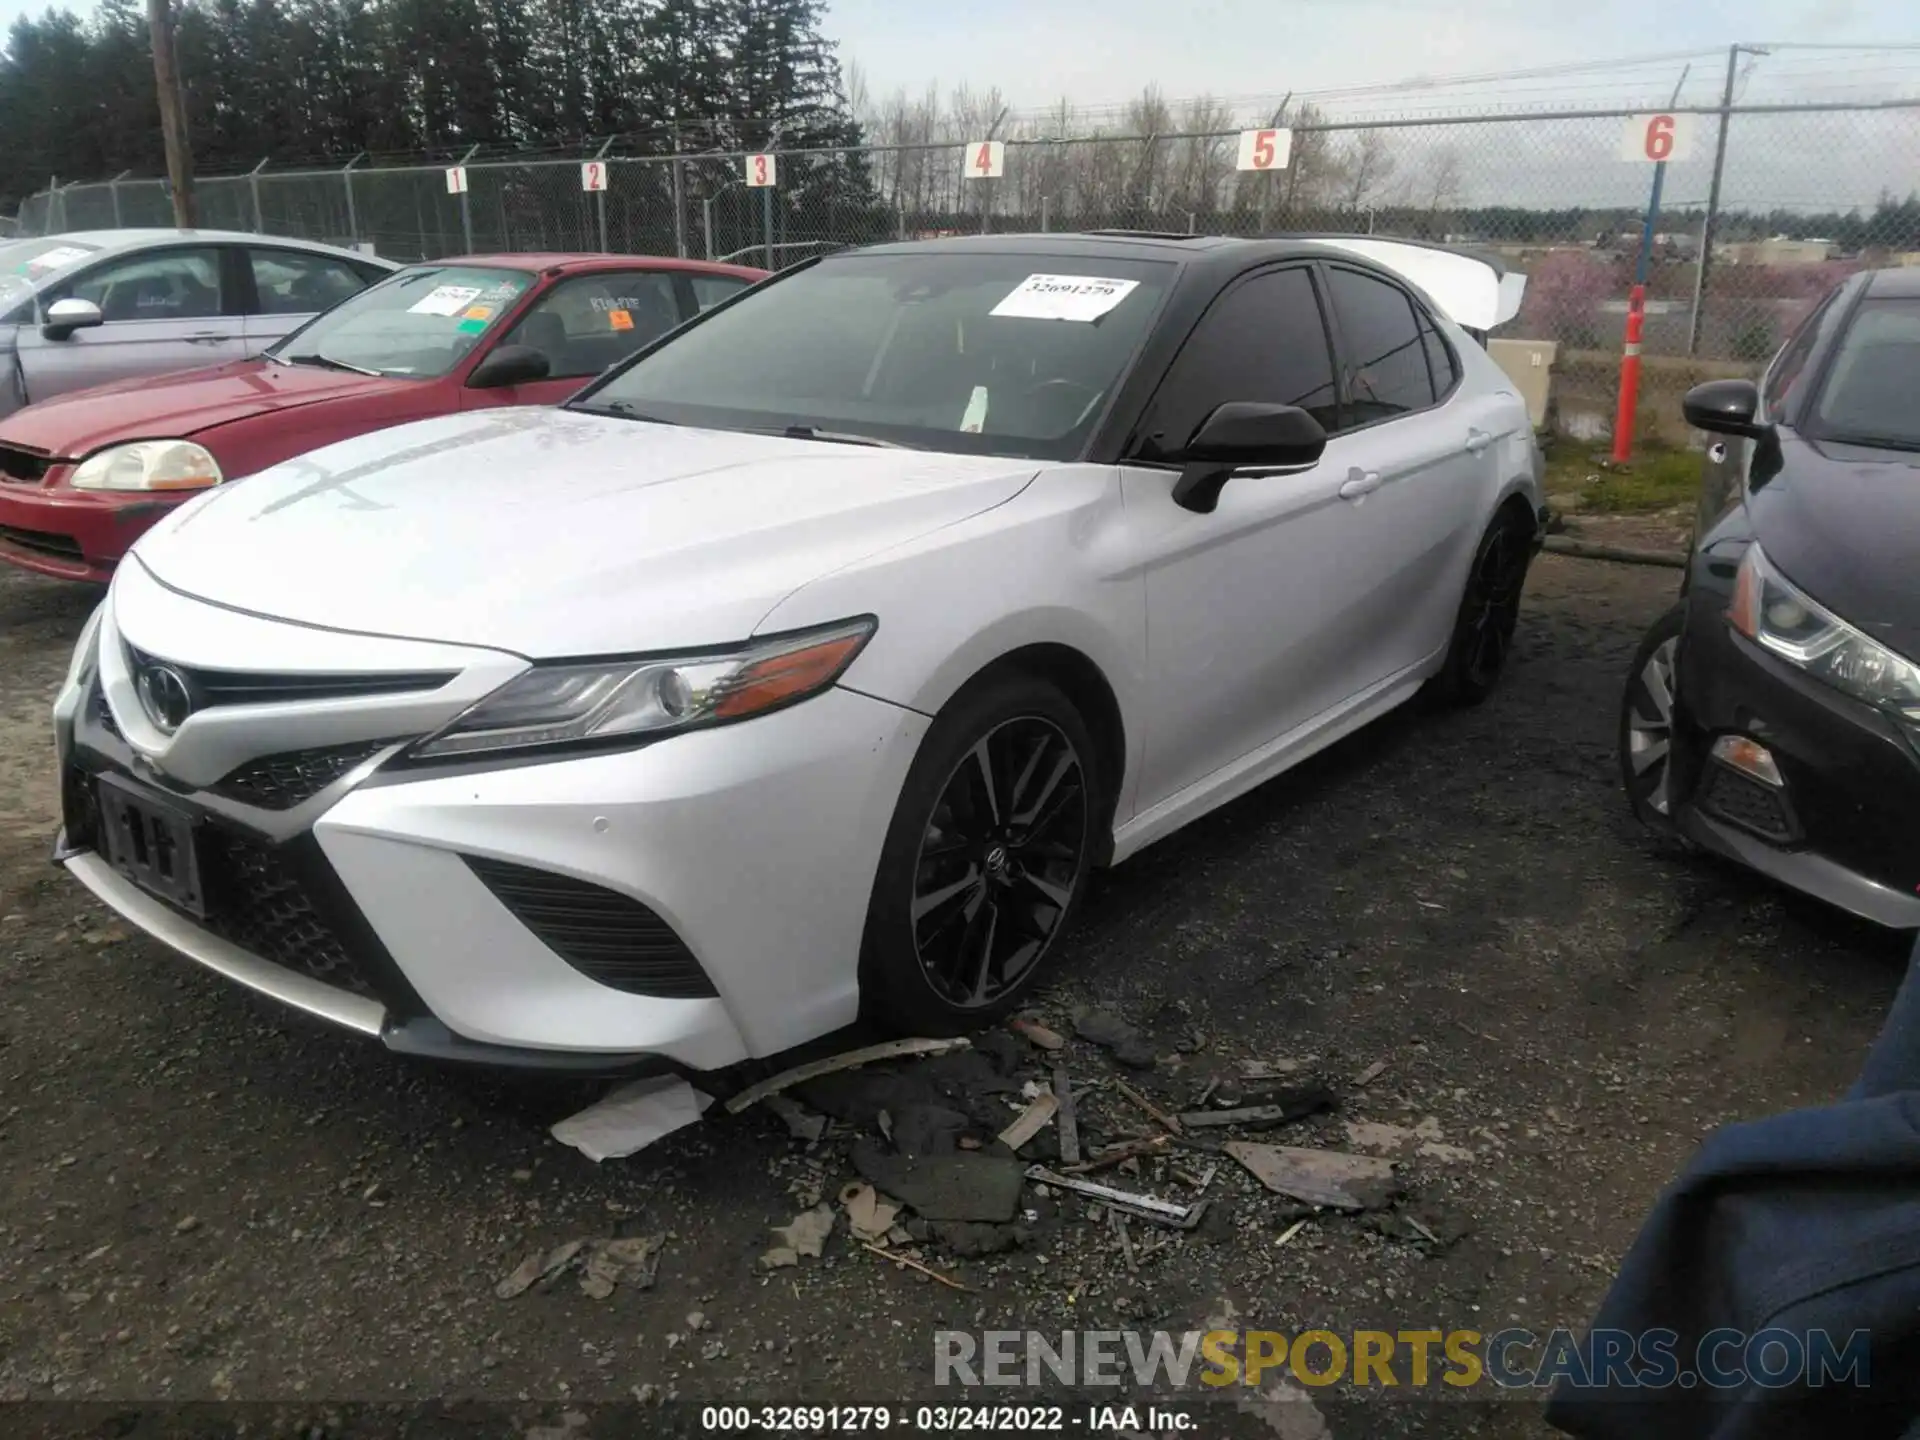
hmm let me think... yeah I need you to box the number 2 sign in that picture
[1234,127,1293,172]
[1620,113,1697,164]
[744,153,777,188]
[963,140,1004,180]
[581,161,607,192]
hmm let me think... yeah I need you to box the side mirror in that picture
[42,297,103,341]
[1171,401,1328,513]
[1682,378,1766,440]
[467,343,551,389]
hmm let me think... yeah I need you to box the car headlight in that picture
[69,441,222,492]
[411,616,877,760]
[1729,543,1920,727]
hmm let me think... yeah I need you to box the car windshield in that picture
[571,251,1174,459]
[0,236,104,302]
[268,264,535,378]
[1811,297,1920,451]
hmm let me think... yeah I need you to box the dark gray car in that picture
[0,229,397,417]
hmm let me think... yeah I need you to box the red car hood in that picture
[0,360,417,458]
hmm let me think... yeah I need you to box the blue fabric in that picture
[1545,937,1920,1438]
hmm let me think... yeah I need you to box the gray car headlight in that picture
[70,440,223,492]
[411,617,877,760]
[1729,542,1920,728]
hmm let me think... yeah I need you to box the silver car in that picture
[0,229,397,418]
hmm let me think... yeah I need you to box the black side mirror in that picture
[1171,401,1328,513]
[468,343,551,389]
[1682,378,1766,440]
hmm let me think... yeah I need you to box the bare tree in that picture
[1340,128,1397,211]
[1420,144,1465,213]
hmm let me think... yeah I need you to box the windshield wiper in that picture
[775,424,913,449]
[572,399,677,424]
[284,351,380,377]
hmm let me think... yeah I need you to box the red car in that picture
[0,251,767,582]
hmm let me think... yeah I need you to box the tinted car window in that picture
[1325,266,1434,426]
[1763,283,1844,418]
[1809,297,1920,448]
[49,247,223,322]
[1140,266,1339,455]
[268,265,534,378]
[249,249,371,316]
[499,272,681,380]
[690,274,751,311]
[577,252,1173,460]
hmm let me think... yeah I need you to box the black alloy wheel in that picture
[1434,509,1536,704]
[1620,602,1688,834]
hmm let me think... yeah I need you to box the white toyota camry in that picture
[51,232,1542,1074]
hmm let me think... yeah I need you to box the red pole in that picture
[1611,283,1646,464]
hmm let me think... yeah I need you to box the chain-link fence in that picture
[16,100,1920,437]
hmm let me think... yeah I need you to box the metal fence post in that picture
[1688,44,1750,357]
[762,182,774,269]
[108,169,130,227]
[1041,193,1050,233]
[670,124,687,258]
[49,176,61,232]
[702,195,715,260]
[342,152,364,247]
[248,157,269,232]
[594,137,613,253]
[458,145,479,254]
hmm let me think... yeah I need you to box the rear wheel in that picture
[860,674,1100,1035]
[1431,506,1536,705]
[1619,602,1688,834]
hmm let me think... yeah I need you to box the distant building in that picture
[1719,237,1836,266]
[1894,251,1920,268]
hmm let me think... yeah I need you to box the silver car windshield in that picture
[268,264,534,378]
[572,252,1175,460]
[0,237,105,303]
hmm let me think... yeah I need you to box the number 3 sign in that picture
[744,153,777,187]
[1620,113,1697,163]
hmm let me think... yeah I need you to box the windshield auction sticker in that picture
[990,274,1139,323]
[407,284,485,317]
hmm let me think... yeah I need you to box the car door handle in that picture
[1465,427,1494,454]
[1339,467,1382,501]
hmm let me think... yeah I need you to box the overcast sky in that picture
[825,0,1908,111]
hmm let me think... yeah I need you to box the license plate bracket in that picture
[96,774,206,918]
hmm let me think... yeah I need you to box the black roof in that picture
[1866,265,1920,298]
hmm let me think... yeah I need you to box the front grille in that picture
[212,741,388,810]
[124,646,455,709]
[196,828,376,998]
[465,855,716,998]
[1698,765,1797,844]
[0,442,54,483]
[0,523,82,560]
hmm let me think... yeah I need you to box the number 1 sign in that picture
[1234,128,1293,172]
[963,140,1005,180]
[744,153,777,188]
[1620,113,1697,163]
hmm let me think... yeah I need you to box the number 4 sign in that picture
[964,140,1005,180]
[1621,113,1697,164]
[581,160,608,192]
[1234,128,1293,172]
[744,153,777,187]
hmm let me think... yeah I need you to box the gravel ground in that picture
[0,548,1904,1439]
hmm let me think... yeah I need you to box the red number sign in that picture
[976,142,993,172]
[1621,112,1692,163]
[1253,130,1276,168]
[1644,114,1675,161]
[1234,127,1292,172]
[580,161,606,192]
[744,153,777,187]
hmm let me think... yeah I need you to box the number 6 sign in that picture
[1620,113,1696,163]
[963,140,1004,179]
[744,153,777,188]
[581,160,607,192]
[1235,127,1293,172]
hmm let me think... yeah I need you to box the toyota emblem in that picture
[135,663,194,735]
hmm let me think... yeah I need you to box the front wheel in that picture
[859,674,1101,1035]
[1430,506,1536,705]
[1619,602,1687,834]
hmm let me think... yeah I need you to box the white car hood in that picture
[133,407,1040,657]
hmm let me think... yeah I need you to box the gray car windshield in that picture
[572,252,1173,459]
[1811,298,1920,451]
[268,265,534,378]
[0,236,104,303]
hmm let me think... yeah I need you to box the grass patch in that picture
[1542,442,1701,515]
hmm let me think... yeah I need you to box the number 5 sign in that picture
[581,160,608,192]
[964,140,1004,179]
[744,153,777,187]
[1235,127,1293,172]
[1621,113,1697,163]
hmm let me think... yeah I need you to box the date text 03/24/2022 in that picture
[699,1405,1193,1432]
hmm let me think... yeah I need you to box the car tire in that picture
[859,672,1102,1036]
[1619,601,1688,836]
[1430,505,1537,706]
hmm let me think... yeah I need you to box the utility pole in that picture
[146,0,197,227]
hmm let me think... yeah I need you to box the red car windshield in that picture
[269,265,534,379]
